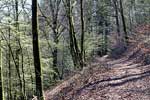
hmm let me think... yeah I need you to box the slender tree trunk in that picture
[32,0,44,99]
[21,49,26,99]
[0,40,3,100]
[119,0,128,45]
[67,0,79,68]
[129,7,133,34]
[8,27,12,100]
[80,0,84,68]
[113,0,120,37]
[6,70,9,100]
[17,37,26,99]
[64,0,82,69]
[103,21,108,55]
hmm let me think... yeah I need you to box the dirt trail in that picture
[75,57,150,100]
[45,57,150,100]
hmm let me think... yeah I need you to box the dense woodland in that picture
[0,0,149,100]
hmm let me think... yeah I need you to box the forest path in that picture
[45,56,150,100]
[74,57,150,100]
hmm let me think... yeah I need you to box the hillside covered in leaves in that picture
[0,0,149,100]
[44,24,150,100]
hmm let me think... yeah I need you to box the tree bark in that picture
[8,26,12,100]
[113,0,120,37]
[66,0,81,69]
[80,0,85,68]
[119,0,128,45]
[0,40,3,100]
[32,0,44,99]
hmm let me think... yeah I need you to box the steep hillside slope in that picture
[44,56,150,100]
[44,25,150,100]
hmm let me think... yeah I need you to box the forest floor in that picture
[44,24,150,100]
[44,56,150,100]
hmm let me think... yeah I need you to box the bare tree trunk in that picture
[17,40,26,99]
[129,7,133,34]
[8,26,12,100]
[113,0,120,37]
[0,40,3,100]
[103,21,108,55]
[80,0,85,68]
[32,0,44,99]
[119,0,128,45]
[66,0,81,69]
